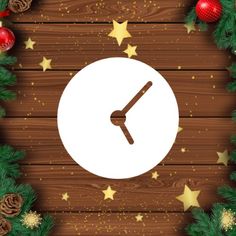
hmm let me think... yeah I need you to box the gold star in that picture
[135,213,143,222]
[184,22,196,34]
[176,185,201,211]
[62,192,69,201]
[39,57,52,72]
[217,150,230,166]
[24,38,36,50]
[108,20,131,46]
[102,186,116,200]
[123,44,137,58]
[151,171,159,180]
[178,127,183,133]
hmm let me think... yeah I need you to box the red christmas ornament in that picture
[0,27,15,52]
[196,0,222,23]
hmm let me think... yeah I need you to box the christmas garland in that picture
[185,0,236,235]
[0,0,53,235]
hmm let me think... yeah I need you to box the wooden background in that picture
[1,0,236,235]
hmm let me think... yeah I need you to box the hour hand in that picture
[110,110,134,144]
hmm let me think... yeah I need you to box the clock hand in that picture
[121,81,152,114]
[110,81,152,144]
[120,123,134,144]
[110,110,134,144]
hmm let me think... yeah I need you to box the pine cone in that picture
[0,216,11,236]
[0,194,23,217]
[8,0,32,13]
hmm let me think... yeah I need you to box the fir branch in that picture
[227,63,236,79]
[0,66,16,86]
[0,145,25,178]
[218,185,236,203]
[0,106,5,118]
[232,110,236,121]
[0,87,16,100]
[227,81,236,92]
[185,8,197,24]
[230,150,236,162]
[231,135,236,145]
[0,54,17,66]
[0,0,8,11]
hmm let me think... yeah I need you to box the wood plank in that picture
[12,0,194,23]
[0,118,233,165]
[49,212,191,235]
[3,71,234,117]
[21,165,233,212]
[12,24,232,70]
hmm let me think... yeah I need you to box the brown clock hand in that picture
[120,123,134,144]
[110,81,152,145]
[122,81,152,114]
[110,110,134,144]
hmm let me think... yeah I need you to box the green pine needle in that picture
[226,81,236,92]
[231,135,236,144]
[0,106,5,118]
[232,110,236,121]
[186,1,236,235]
[227,63,236,79]
[0,66,17,86]
[218,186,236,203]
[0,0,8,11]
[0,54,17,66]
[0,87,16,100]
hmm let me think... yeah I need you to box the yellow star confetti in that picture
[151,171,159,180]
[184,22,196,34]
[217,149,230,166]
[108,20,131,46]
[62,192,69,201]
[102,186,116,200]
[39,57,52,72]
[24,38,36,50]
[123,44,137,58]
[178,127,183,133]
[135,213,143,222]
[176,185,201,211]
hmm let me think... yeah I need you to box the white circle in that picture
[57,58,179,179]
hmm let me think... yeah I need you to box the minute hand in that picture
[122,81,153,114]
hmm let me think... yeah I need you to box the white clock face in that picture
[57,58,179,179]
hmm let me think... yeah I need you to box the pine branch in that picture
[0,106,5,118]
[227,63,236,79]
[0,54,17,66]
[218,185,236,203]
[232,110,236,121]
[226,81,236,92]
[0,87,16,100]
[230,150,236,162]
[0,145,25,178]
[0,0,8,11]
[185,8,197,24]
[231,135,236,145]
[0,66,16,86]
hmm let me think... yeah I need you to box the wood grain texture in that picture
[11,24,233,70]
[20,165,233,212]
[4,1,235,234]
[50,212,191,235]
[12,0,194,23]
[3,71,234,117]
[0,118,233,165]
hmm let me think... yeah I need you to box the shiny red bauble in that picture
[0,27,15,52]
[196,0,222,23]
